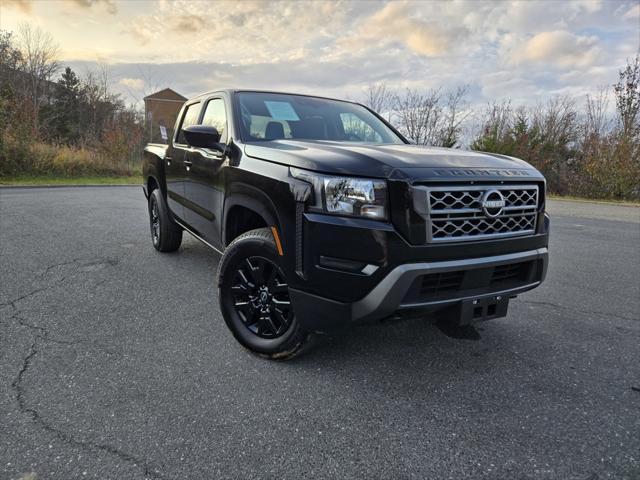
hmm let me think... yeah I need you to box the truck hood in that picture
[243,140,543,182]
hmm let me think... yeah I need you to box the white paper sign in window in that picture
[264,101,300,121]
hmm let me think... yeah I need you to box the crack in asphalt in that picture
[0,257,117,310]
[521,299,639,323]
[10,320,165,480]
[4,257,163,479]
[0,285,56,311]
[11,313,113,349]
[38,258,84,277]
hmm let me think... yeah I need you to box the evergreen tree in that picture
[52,66,82,143]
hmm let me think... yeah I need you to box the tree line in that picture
[0,26,143,177]
[362,56,639,200]
[0,24,638,199]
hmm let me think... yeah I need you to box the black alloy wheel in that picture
[217,227,310,359]
[231,256,293,339]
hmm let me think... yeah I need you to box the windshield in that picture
[237,92,404,144]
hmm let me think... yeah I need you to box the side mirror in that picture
[183,125,222,150]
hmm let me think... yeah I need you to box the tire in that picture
[148,188,182,252]
[217,228,311,360]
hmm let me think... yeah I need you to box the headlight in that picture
[291,167,387,220]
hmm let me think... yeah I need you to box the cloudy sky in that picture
[1,0,638,108]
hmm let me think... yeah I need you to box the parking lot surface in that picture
[1,186,639,479]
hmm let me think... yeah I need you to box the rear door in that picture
[165,101,201,221]
[182,96,228,246]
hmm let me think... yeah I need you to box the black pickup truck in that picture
[142,89,549,359]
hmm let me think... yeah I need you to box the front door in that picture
[183,97,228,247]
[166,101,201,222]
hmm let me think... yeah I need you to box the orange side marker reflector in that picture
[270,226,284,256]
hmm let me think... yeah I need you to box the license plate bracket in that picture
[455,295,510,326]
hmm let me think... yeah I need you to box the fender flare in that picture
[144,174,164,198]
[223,183,281,247]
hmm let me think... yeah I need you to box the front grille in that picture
[423,185,539,242]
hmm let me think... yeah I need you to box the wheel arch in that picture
[146,175,160,194]
[223,183,281,247]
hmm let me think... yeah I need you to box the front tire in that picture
[217,228,311,359]
[148,188,182,252]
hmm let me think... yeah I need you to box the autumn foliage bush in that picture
[469,58,639,200]
[366,58,639,201]
[0,28,144,178]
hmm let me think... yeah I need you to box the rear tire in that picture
[217,228,311,360]
[148,188,182,252]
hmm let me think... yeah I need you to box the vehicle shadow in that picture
[282,321,549,415]
[303,318,487,364]
[178,236,533,383]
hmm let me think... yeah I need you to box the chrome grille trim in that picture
[418,184,539,243]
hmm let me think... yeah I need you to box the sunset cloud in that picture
[3,0,32,13]
[0,0,636,109]
[67,0,117,14]
[513,30,602,67]
[170,14,206,34]
[3,0,118,15]
[119,77,145,90]
[348,2,467,57]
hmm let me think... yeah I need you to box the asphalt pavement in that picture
[1,186,639,480]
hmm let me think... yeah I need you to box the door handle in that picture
[183,160,192,172]
[165,156,172,166]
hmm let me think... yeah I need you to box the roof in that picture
[188,88,358,106]
[143,88,187,101]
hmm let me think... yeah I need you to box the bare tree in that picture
[584,86,611,140]
[470,100,513,152]
[438,85,471,148]
[118,65,160,106]
[392,88,442,145]
[81,63,123,145]
[613,54,640,140]
[16,23,60,129]
[531,96,577,150]
[364,82,392,120]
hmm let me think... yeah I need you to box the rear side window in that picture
[201,98,227,143]
[176,102,201,145]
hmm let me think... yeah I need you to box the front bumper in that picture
[290,247,548,331]
[352,247,547,322]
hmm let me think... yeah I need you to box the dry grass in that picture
[1,142,140,177]
[0,175,142,186]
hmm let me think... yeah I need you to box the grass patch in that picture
[0,175,143,186]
